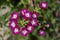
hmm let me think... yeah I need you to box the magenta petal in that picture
[10,12,19,20]
[39,2,48,9]
[20,28,29,36]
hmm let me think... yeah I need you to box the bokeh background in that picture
[0,0,60,40]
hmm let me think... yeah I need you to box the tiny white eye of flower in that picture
[14,28,19,33]
[42,3,46,7]
[33,14,37,18]
[25,13,30,17]
[11,22,15,27]
[22,30,27,35]
[12,14,17,19]
[31,20,35,25]
[27,26,32,31]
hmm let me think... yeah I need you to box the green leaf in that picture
[0,12,10,21]
[38,36,47,40]
[15,35,29,40]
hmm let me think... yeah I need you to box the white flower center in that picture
[11,22,15,27]
[25,13,30,17]
[42,3,46,7]
[31,20,35,25]
[12,14,17,19]
[22,30,27,35]
[33,14,37,18]
[27,26,32,31]
[14,28,19,33]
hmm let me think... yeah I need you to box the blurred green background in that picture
[0,0,60,40]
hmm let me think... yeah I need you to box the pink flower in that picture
[10,12,19,20]
[26,24,34,32]
[29,19,39,27]
[32,11,39,19]
[39,2,48,9]
[23,11,32,20]
[38,28,46,36]
[20,8,32,20]
[11,27,20,34]
[9,20,18,28]
[39,30,46,36]
[20,8,29,16]
[20,28,29,36]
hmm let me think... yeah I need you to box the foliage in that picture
[0,0,59,40]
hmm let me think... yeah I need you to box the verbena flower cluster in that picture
[9,2,49,36]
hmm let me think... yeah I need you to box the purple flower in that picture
[11,27,20,34]
[9,20,20,34]
[20,8,32,20]
[32,11,39,19]
[39,30,46,36]
[26,24,34,32]
[29,19,39,27]
[20,28,29,36]
[20,8,29,16]
[38,28,46,36]
[10,12,19,20]
[9,20,18,28]
[23,11,32,20]
[39,2,48,9]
